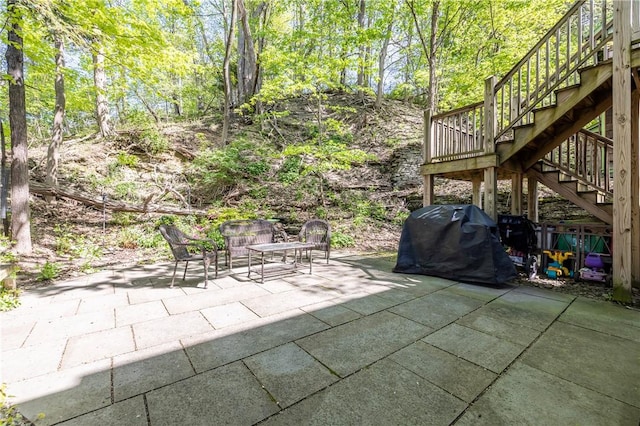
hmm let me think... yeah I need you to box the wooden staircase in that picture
[423,0,640,227]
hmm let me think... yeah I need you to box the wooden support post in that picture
[484,168,497,220]
[632,86,640,287]
[472,176,482,208]
[483,76,498,220]
[423,109,434,207]
[511,173,523,215]
[527,176,539,223]
[612,0,633,301]
[423,174,434,207]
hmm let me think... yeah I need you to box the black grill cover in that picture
[393,204,517,285]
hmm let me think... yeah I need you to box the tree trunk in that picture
[46,34,66,203]
[427,1,440,112]
[93,44,113,137]
[222,0,237,144]
[6,0,32,254]
[376,17,394,108]
[356,0,366,88]
[236,0,260,105]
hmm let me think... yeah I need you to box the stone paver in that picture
[559,297,640,342]
[389,291,485,329]
[3,253,639,426]
[61,326,136,368]
[200,301,260,328]
[57,396,148,426]
[146,361,279,425]
[184,313,328,372]
[296,310,430,377]
[423,323,525,373]
[390,341,497,403]
[132,311,213,349]
[520,321,640,407]
[262,358,467,425]
[455,363,640,425]
[244,342,338,408]
[113,342,195,401]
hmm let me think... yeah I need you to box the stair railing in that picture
[428,102,484,163]
[494,0,613,142]
[543,128,613,196]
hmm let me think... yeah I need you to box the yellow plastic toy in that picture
[543,250,574,278]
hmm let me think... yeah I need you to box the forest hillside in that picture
[15,92,591,286]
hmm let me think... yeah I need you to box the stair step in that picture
[555,84,581,104]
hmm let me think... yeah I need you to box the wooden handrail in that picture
[543,129,613,196]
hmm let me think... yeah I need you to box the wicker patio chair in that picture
[298,219,331,263]
[159,225,218,288]
[219,219,286,269]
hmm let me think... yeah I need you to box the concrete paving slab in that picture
[244,342,339,408]
[2,340,66,382]
[455,363,640,425]
[520,321,640,407]
[241,287,338,317]
[337,291,401,315]
[200,301,260,328]
[440,282,512,302]
[146,361,279,425]
[132,311,213,349]
[161,284,271,315]
[125,287,185,305]
[23,309,115,346]
[9,359,112,425]
[390,341,497,403]
[0,319,35,350]
[57,395,147,426]
[296,310,431,377]
[1,298,80,322]
[389,291,485,329]
[559,297,640,342]
[61,326,135,368]
[262,358,467,425]
[478,290,570,331]
[300,300,362,326]
[512,284,577,303]
[423,323,525,373]
[184,313,329,373]
[112,341,195,401]
[115,300,169,327]
[456,311,541,346]
[75,293,130,314]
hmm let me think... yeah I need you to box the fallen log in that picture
[29,181,207,216]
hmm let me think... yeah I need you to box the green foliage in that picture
[1,384,28,424]
[38,261,61,281]
[114,182,138,201]
[190,139,275,199]
[0,237,17,264]
[137,128,169,155]
[115,151,139,168]
[54,225,102,261]
[0,288,21,312]
[283,140,373,174]
[112,212,138,226]
[278,156,302,184]
[331,231,355,249]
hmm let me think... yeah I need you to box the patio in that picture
[1,252,639,425]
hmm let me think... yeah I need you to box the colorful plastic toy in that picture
[543,250,574,279]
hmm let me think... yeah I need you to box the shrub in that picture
[38,261,60,281]
[331,231,355,248]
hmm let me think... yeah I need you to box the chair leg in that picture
[170,261,179,288]
[214,253,218,278]
[203,257,210,289]
[182,261,189,281]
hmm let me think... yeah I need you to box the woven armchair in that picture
[159,225,218,288]
[298,219,331,263]
[219,219,287,269]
